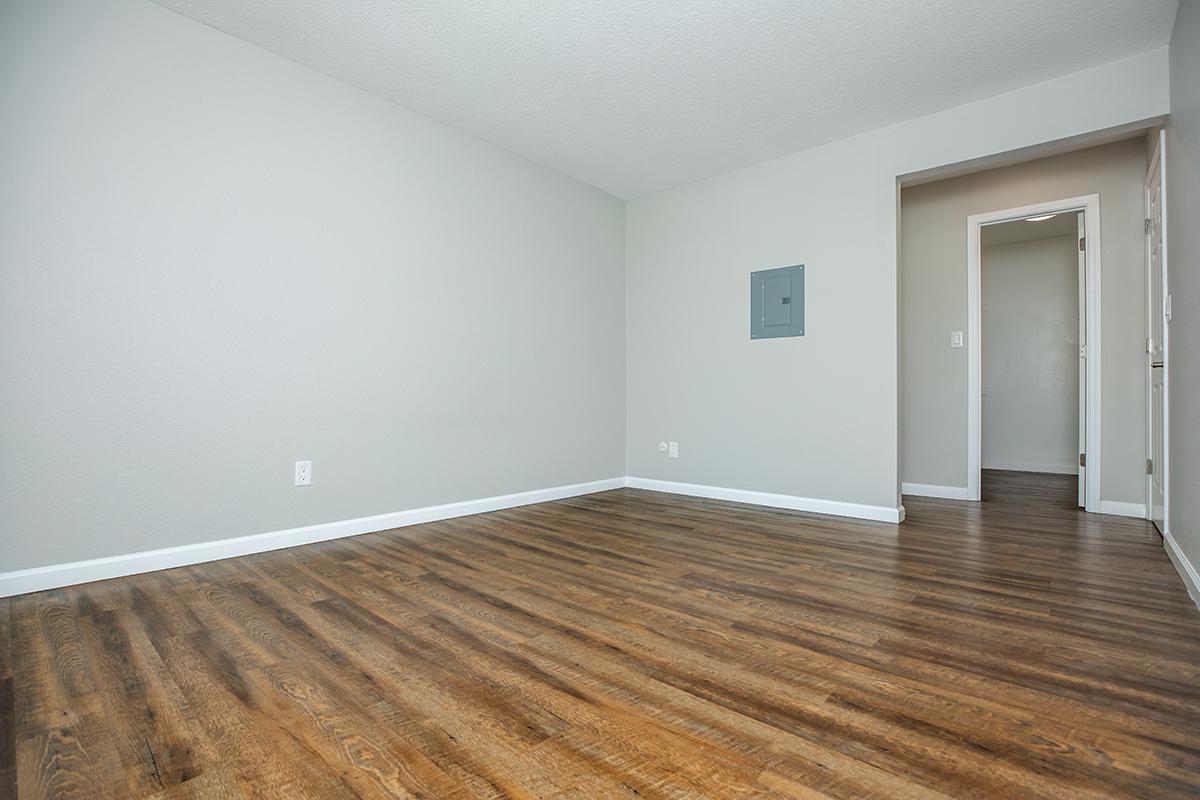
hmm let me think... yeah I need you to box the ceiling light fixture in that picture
[1025,214,1057,222]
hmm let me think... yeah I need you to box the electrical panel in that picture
[750,265,805,339]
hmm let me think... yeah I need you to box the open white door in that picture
[1146,130,1168,532]
[1077,212,1086,508]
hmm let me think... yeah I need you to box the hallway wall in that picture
[1165,0,1200,603]
[981,233,1080,474]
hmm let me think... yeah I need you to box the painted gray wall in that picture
[981,235,1080,474]
[626,50,1167,512]
[900,139,1148,503]
[0,0,626,572]
[1167,0,1200,584]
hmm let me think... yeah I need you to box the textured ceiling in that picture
[149,0,1179,198]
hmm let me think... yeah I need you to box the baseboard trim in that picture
[1162,526,1200,611]
[1097,500,1147,518]
[901,482,971,501]
[625,477,904,524]
[0,477,625,598]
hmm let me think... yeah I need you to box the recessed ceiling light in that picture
[1025,214,1057,222]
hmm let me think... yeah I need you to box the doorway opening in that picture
[966,195,1101,511]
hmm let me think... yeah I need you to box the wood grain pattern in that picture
[4,470,1198,799]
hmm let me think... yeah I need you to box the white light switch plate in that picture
[668,442,679,458]
[950,331,964,348]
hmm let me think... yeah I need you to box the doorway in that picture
[966,195,1101,511]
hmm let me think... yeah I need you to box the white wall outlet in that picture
[658,441,669,453]
[294,460,312,486]
[668,441,679,458]
[950,330,964,348]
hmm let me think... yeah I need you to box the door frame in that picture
[965,194,1102,510]
[1146,130,1169,529]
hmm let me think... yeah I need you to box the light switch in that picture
[950,331,964,349]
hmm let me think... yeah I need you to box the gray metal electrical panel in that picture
[750,264,805,339]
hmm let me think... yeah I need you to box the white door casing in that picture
[1146,130,1168,532]
[966,195,1101,510]
[1077,212,1087,508]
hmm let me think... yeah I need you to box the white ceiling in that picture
[982,212,1080,247]
[150,0,1179,198]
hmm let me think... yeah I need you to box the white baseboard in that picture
[625,477,905,524]
[1162,526,1200,611]
[6,470,1180,602]
[982,460,1077,475]
[0,477,625,598]
[1097,500,1147,518]
[901,482,972,501]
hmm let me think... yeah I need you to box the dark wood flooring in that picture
[3,470,1198,798]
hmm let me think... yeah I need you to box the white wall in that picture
[981,235,1079,474]
[1166,0,1200,604]
[900,140,1148,502]
[0,0,626,572]
[627,48,1168,513]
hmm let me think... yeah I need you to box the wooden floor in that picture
[3,470,1199,799]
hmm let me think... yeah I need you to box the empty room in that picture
[2,1,1199,798]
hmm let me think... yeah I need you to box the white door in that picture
[1146,130,1167,532]
[1077,212,1086,508]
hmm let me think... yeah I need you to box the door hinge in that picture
[1079,453,1086,468]
[1146,458,1153,475]
[1145,218,1152,235]
[1079,237,1085,251]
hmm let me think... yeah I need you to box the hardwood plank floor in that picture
[4,470,1199,798]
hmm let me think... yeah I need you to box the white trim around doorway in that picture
[965,194,1102,511]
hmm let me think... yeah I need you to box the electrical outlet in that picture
[950,330,964,348]
[668,442,679,458]
[294,460,312,486]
